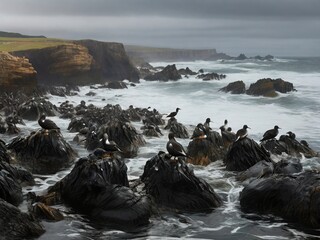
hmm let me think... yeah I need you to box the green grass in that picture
[0,37,71,52]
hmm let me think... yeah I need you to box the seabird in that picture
[220,126,236,145]
[167,108,181,119]
[191,123,206,139]
[100,133,122,153]
[220,119,228,130]
[235,125,250,141]
[260,125,281,142]
[203,118,212,133]
[287,131,296,140]
[38,115,60,130]
[166,132,188,159]
[93,148,109,158]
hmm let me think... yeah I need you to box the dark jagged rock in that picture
[48,154,152,226]
[219,80,246,94]
[178,67,197,76]
[142,124,163,138]
[0,139,11,163]
[235,53,247,60]
[236,160,274,182]
[260,139,288,155]
[246,78,295,97]
[7,129,77,174]
[141,152,222,211]
[68,117,88,133]
[98,120,146,158]
[164,118,189,139]
[273,158,302,175]
[224,137,272,171]
[262,135,318,158]
[144,64,182,81]
[106,81,128,89]
[187,130,225,166]
[197,72,226,81]
[240,171,320,228]
[0,198,45,239]
[0,170,23,206]
[30,202,64,221]
[279,134,318,158]
[0,161,35,186]
[18,97,59,121]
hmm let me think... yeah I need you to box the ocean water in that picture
[11,57,320,239]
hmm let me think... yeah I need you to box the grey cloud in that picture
[2,0,320,19]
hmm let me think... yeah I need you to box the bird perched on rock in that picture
[38,114,60,130]
[260,125,280,142]
[203,118,212,134]
[166,132,188,160]
[191,123,206,140]
[235,125,250,141]
[220,119,228,130]
[287,131,296,140]
[220,126,236,147]
[167,108,181,119]
[100,133,122,155]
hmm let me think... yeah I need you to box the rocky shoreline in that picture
[0,85,319,238]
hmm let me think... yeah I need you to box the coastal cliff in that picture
[11,40,139,86]
[0,51,37,92]
[125,45,230,62]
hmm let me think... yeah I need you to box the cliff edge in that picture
[0,51,37,92]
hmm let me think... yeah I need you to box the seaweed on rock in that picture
[48,153,152,226]
[224,137,272,171]
[141,152,222,211]
[8,129,77,174]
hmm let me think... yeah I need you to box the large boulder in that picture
[240,171,320,228]
[0,51,37,93]
[164,118,189,139]
[224,137,272,171]
[98,120,146,157]
[219,80,246,94]
[144,64,182,81]
[48,153,152,226]
[18,97,59,121]
[8,129,77,174]
[0,198,45,239]
[0,161,35,186]
[246,78,295,97]
[187,131,225,166]
[141,152,222,211]
[262,134,318,158]
[0,170,23,206]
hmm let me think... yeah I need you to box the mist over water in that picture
[16,57,320,239]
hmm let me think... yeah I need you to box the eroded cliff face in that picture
[12,40,139,86]
[0,51,37,92]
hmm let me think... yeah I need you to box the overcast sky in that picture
[0,0,319,56]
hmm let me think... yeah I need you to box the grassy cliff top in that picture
[0,37,70,52]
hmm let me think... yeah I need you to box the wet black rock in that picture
[144,64,182,81]
[18,97,59,121]
[0,198,45,239]
[0,170,23,206]
[224,137,272,171]
[164,118,189,139]
[8,129,77,174]
[246,78,295,97]
[240,171,320,228]
[178,67,197,76]
[236,160,274,182]
[262,134,318,158]
[197,72,226,81]
[141,152,222,211]
[219,81,246,94]
[48,153,152,226]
